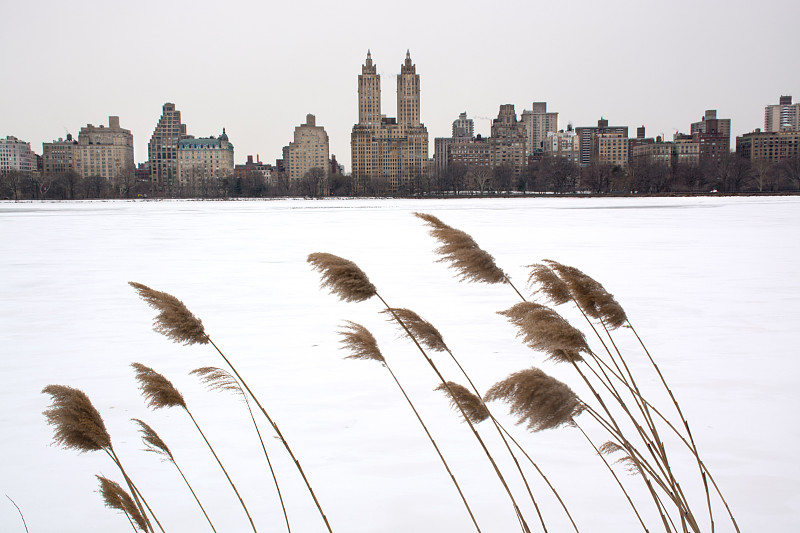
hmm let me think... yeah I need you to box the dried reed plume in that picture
[527,263,572,306]
[97,475,149,532]
[131,363,187,410]
[599,441,625,456]
[542,261,627,330]
[129,282,208,345]
[381,308,448,352]
[133,419,173,461]
[42,385,112,452]
[435,381,490,424]
[191,366,245,396]
[338,321,385,362]
[307,253,377,302]
[498,303,590,364]
[597,441,642,475]
[414,212,507,284]
[484,368,584,432]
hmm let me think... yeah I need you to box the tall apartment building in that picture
[736,129,800,162]
[351,51,429,193]
[592,132,629,168]
[542,129,580,165]
[521,102,558,156]
[434,112,475,177]
[176,129,234,194]
[632,138,699,168]
[0,136,36,174]
[448,135,491,168]
[575,118,628,167]
[764,95,800,132]
[490,104,527,176]
[72,116,134,180]
[284,114,330,189]
[452,112,474,138]
[689,109,730,161]
[148,103,188,195]
[42,134,77,174]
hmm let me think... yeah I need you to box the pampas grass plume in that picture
[498,302,589,363]
[97,475,149,532]
[414,212,507,284]
[307,253,377,302]
[42,385,112,453]
[484,368,584,432]
[131,363,187,410]
[436,381,490,423]
[129,282,208,345]
[133,418,173,461]
[543,260,628,329]
[339,321,385,363]
[382,308,449,352]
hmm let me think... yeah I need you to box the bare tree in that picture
[467,166,492,195]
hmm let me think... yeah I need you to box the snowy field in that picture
[1,196,798,533]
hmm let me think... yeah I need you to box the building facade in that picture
[0,136,36,174]
[592,132,629,168]
[736,129,800,162]
[521,102,558,156]
[148,103,188,195]
[542,129,580,164]
[42,135,77,174]
[764,95,800,132]
[351,51,429,193]
[285,114,330,189]
[575,118,628,167]
[73,116,134,181]
[689,109,731,162]
[176,129,234,195]
[490,104,527,176]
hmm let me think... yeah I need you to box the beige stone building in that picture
[148,103,188,195]
[72,116,134,180]
[351,51,429,193]
[521,102,558,156]
[490,104,527,176]
[42,135,77,174]
[176,129,234,196]
[632,138,700,167]
[285,114,330,191]
[592,132,629,168]
[736,129,800,162]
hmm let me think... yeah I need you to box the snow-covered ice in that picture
[1,196,798,532]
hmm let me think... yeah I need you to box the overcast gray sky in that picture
[2,0,798,172]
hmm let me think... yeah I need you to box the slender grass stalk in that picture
[131,363,257,533]
[338,321,482,533]
[5,495,29,533]
[133,419,218,533]
[129,282,333,533]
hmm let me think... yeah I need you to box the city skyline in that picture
[2,0,798,173]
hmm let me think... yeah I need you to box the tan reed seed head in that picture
[381,308,449,352]
[498,302,589,363]
[307,253,378,302]
[599,441,625,456]
[435,381,490,423]
[131,362,187,410]
[96,475,149,532]
[414,212,507,284]
[42,384,112,453]
[527,263,572,305]
[338,321,385,363]
[483,367,584,432]
[190,366,245,398]
[128,282,208,345]
[543,260,628,329]
[132,418,173,461]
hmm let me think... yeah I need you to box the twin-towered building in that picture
[351,51,429,193]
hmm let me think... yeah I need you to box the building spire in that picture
[366,49,372,67]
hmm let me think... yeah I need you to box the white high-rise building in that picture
[521,102,558,155]
[764,95,800,132]
[0,136,36,174]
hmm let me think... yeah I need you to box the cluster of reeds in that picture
[41,213,738,533]
[306,212,739,533]
[42,283,331,533]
